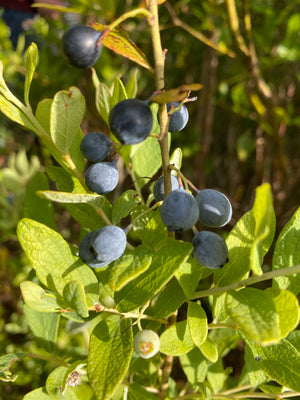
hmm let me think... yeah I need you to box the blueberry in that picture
[109,99,153,145]
[167,102,189,133]
[133,330,160,359]
[153,175,179,201]
[79,225,127,268]
[79,231,97,262]
[80,132,112,162]
[62,25,102,68]
[85,161,119,194]
[196,189,232,228]
[192,231,229,269]
[160,189,199,232]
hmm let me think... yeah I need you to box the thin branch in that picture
[165,2,236,58]
[193,264,300,299]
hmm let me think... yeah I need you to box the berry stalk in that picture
[148,0,172,199]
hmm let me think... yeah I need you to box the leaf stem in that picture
[27,352,70,367]
[89,305,168,325]
[101,8,153,41]
[193,264,300,299]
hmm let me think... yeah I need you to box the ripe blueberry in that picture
[167,102,189,133]
[79,225,127,268]
[62,25,102,68]
[133,330,160,359]
[80,132,112,163]
[153,175,179,201]
[109,99,153,145]
[192,230,229,269]
[85,161,119,194]
[160,189,199,232]
[196,189,232,228]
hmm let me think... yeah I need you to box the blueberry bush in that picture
[0,1,300,400]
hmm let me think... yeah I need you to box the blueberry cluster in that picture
[151,99,231,270]
[79,131,126,267]
[79,132,118,195]
[156,182,232,269]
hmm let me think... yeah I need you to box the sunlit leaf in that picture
[92,23,153,72]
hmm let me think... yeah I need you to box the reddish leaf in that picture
[150,83,203,104]
[92,23,154,73]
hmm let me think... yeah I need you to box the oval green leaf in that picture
[17,218,99,305]
[187,301,208,347]
[87,314,133,400]
[160,320,194,356]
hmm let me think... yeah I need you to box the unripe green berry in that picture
[133,330,160,359]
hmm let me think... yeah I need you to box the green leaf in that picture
[272,207,300,295]
[35,98,52,134]
[37,190,106,208]
[226,288,280,345]
[24,42,38,107]
[160,320,194,356]
[87,314,133,400]
[207,358,228,393]
[108,245,152,291]
[46,366,73,400]
[169,147,183,171]
[24,171,56,230]
[50,86,85,153]
[214,210,255,286]
[17,218,99,305]
[287,331,300,352]
[265,288,300,339]
[125,69,138,99]
[23,304,60,352]
[138,209,168,248]
[111,77,128,109]
[250,183,276,275]
[0,352,27,382]
[45,361,87,399]
[63,280,89,318]
[112,190,141,225]
[130,207,167,248]
[36,98,85,174]
[214,183,275,287]
[0,94,36,131]
[187,301,208,347]
[149,278,186,319]
[46,166,111,230]
[244,344,268,387]
[120,134,164,190]
[23,387,53,400]
[175,257,201,299]
[115,238,192,312]
[92,69,112,125]
[20,281,63,312]
[245,337,300,391]
[199,337,218,362]
[92,23,154,73]
[179,347,208,385]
